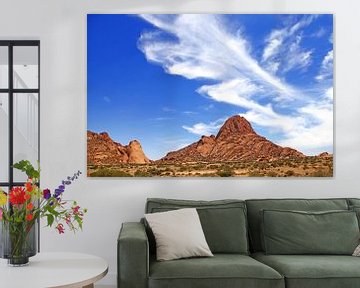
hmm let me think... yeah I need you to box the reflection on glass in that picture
[0,94,9,182]
[0,47,8,89]
[13,93,39,182]
[13,46,38,89]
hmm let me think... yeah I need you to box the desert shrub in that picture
[309,169,332,177]
[200,173,216,177]
[217,168,234,177]
[248,170,263,177]
[285,170,295,176]
[147,168,161,176]
[179,166,188,172]
[90,168,132,177]
[208,164,219,169]
[134,170,151,177]
[192,164,206,170]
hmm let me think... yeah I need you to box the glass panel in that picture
[0,46,8,89]
[13,46,38,89]
[0,186,8,194]
[13,93,39,182]
[0,94,9,182]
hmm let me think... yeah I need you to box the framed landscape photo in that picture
[87,14,333,177]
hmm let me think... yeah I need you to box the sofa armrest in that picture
[118,222,149,288]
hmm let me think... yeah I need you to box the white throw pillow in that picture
[353,244,360,256]
[145,208,213,261]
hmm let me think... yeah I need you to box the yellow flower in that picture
[0,190,7,206]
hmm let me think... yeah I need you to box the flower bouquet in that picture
[0,160,87,266]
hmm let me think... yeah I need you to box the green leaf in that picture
[47,214,54,227]
[13,160,40,180]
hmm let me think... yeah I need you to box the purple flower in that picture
[43,189,51,200]
[54,189,63,198]
[54,171,82,199]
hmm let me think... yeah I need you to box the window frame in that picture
[0,40,40,251]
[0,40,40,189]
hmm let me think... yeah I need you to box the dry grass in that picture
[87,156,333,177]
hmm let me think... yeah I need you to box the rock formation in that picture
[87,131,151,165]
[159,115,305,163]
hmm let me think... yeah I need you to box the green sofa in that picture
[118,198,360,288]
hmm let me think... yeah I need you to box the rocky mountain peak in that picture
[159,115,304,163]
[216,115,256,140]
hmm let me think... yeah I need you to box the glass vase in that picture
[0,220,37,266]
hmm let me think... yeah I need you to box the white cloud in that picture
[325,87,333,100]
[241,94,333,155]
[139,14,297,101]
[262,17,314,74]
[316,50,333,81]
[262,33,283,62]
[283,35,313,72]
[182,118,225,136]
[138,14,333,155]
[311,27,326,38]
[202,104,214,111]
[279,100,333,155]
[182,111,198,115]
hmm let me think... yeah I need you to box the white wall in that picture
[1,0,360,286]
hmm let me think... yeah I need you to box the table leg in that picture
[82,284,94,288]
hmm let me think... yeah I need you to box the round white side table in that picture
[0,252,108,288]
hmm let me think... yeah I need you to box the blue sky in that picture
[87,14,333,160]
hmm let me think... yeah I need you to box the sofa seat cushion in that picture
[149,254,284,288]
[252,252,360,288]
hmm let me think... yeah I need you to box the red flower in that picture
[56,223,65,234]
[24,193,31,201]
[26,203,34,210]
[9,187,26,205]
[26,214,33,221]
[25,182,33,192]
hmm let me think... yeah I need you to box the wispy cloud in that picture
[103,96,111,103]
[202,104,214,111]
[139,14,297,101]
[311,27,326,38]
[262,16,314,74]
[153,117,173,121]
[182,118,225,136]
[138,14,333,155]
[315,50,333,81]
[182,111,198,115]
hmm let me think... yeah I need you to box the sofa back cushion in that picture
[145,198,249,254]
[261,209,359,255]
[246,198,349,252]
